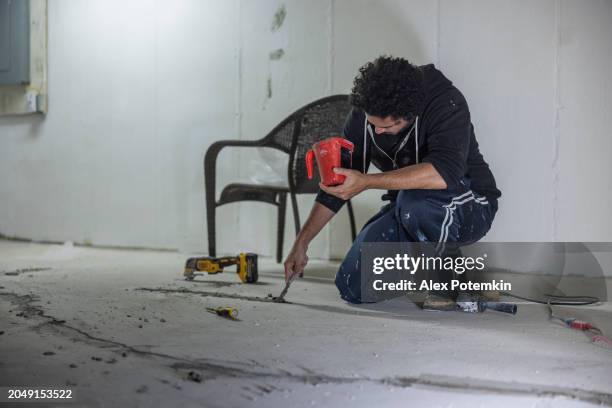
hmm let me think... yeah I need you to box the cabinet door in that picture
[0,0,30,85]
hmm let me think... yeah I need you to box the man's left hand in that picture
[319,168,369,200]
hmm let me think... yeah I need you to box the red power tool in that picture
[305,137,354,186]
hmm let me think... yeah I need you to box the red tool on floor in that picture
[548,301,612,349]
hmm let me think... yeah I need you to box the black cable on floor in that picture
[500,292,600,306]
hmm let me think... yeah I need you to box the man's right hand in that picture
[283,243,309,282]
[282,202,336,282]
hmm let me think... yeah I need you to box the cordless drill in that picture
[183,253,258,283]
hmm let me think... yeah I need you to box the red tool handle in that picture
[305,150,315,179]
[565,318,594,330]
[339,139,354,152]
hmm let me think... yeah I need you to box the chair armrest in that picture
[205,139,267,169]
[204,138,269,206]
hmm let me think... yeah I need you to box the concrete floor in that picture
[1,239,612,407]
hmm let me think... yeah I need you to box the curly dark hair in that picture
[349,56,425,120]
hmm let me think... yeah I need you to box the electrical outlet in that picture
[25,91,38,112]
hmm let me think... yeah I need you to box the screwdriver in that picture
[206,307,239,320]
[274,272,300,303]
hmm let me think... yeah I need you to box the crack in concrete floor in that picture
[2,290,612,406]
[136,287,414,319]
[136,286,289,304]
[2,267,53,276]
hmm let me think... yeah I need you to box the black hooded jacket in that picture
[315,64,501,213]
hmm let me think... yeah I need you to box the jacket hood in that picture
[420,64,454,110]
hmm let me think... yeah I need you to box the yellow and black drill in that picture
[183,253,258,283]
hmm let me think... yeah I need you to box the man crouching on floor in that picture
[283,56,501,310]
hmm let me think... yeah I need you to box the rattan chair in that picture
[204,94,357,263]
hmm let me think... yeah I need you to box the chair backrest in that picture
[291,95,352,194]
[289,95,351,194]
[259,95,352,194]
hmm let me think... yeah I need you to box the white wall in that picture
[327,0,439,258]
[1,0,611,262]
[437,0,558,242]
[0,0,241,252]
[235,0,334,259]
[555,0,612,241]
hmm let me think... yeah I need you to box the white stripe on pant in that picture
[435,190,489,254]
